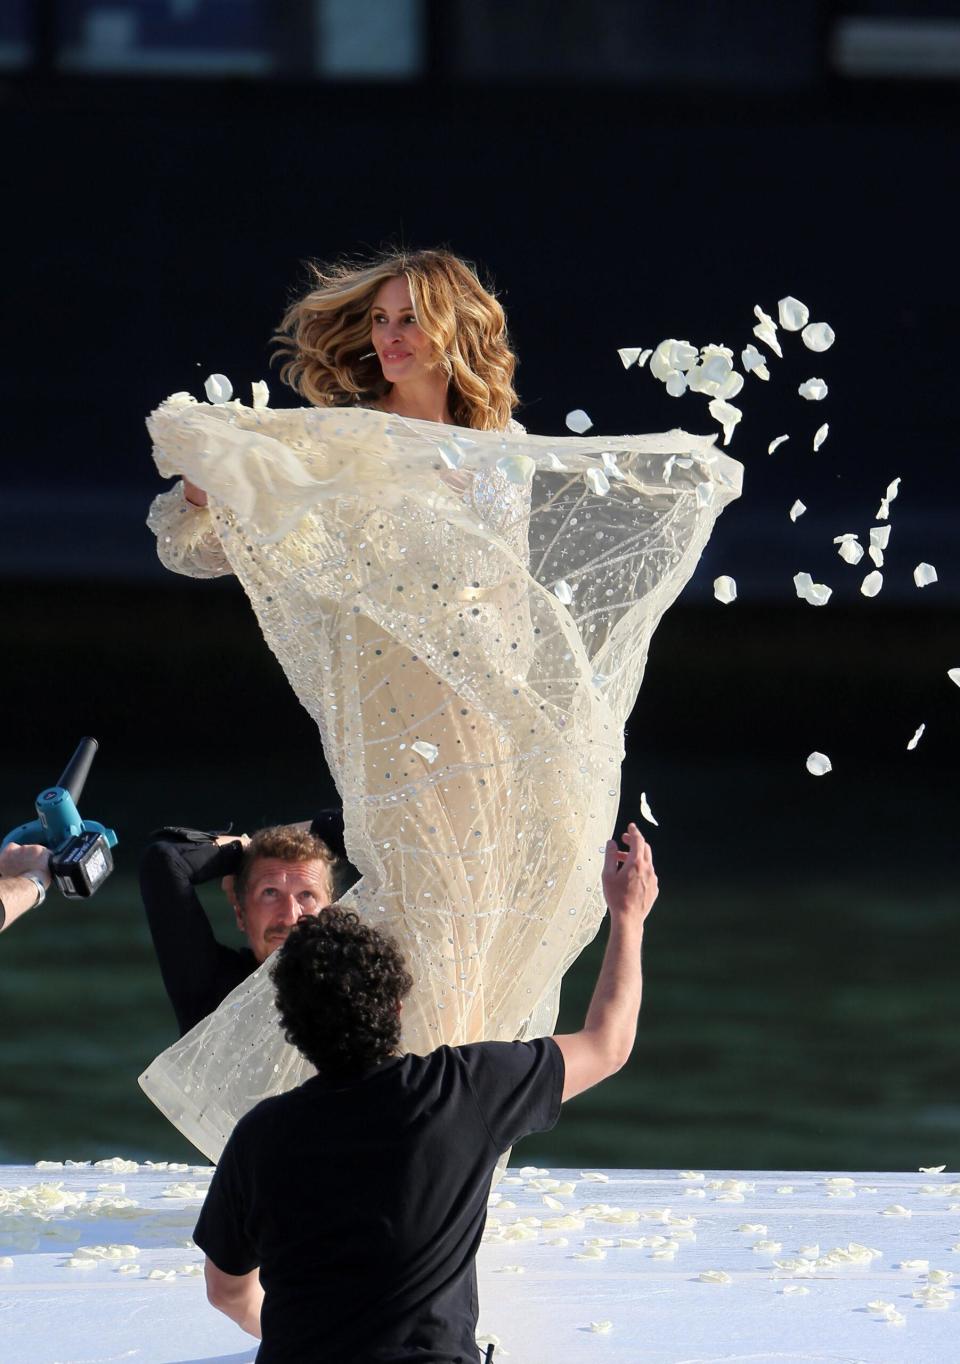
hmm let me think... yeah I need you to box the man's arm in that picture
[0,844,51,934]
[204,1259,263,1338]
[139,838,249,1034]
[552,823,658,1102]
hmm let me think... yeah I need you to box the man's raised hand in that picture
[601,822,658,926]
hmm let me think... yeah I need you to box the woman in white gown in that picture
[142,249,741,1159]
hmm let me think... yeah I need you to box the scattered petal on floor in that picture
[411,740,439,764]
[699,1270,732,1284]
[553,580,574,606]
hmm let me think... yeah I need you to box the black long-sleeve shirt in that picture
[140,811,352,1037]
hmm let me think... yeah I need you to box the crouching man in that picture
[194,823,658,1362]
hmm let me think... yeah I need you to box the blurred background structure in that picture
[2,0,958,1172]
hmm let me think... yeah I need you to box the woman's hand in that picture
[183,479,208,507]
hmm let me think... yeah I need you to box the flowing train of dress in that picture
[141,397,741,1159]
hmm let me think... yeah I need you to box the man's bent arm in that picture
[204,1258,263,1339]
[553,824,658,1102]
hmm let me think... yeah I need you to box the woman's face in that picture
[370,276,435,385]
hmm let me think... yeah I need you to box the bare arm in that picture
[0,844,51,934]
[552,823,658,1102]
[204,1258,263,1338]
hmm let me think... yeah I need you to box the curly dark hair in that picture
[271,908,413,1081]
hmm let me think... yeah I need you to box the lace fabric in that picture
[141,398,742,1159]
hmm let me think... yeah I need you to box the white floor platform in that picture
[2,1163,958,1363]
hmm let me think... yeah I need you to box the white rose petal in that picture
[580,1171,609,1182]
[708,398,742,446]
[870,525,891,554]
[639,793,659,827]
[778,296,810,331]
[496,453,536,485]
[861,570,883,598]
[497,1264,525,1274]
[637,348,652,368]
[665,369,688,397]
[806,752,832,776]
[793,572,832,606]
[411,740,439,764]
[789,500,806,522]
[782,1285,810,1296]
[768,434,790,454]
[553,579,574,606]
[696,481,715,508]
[949,668,960,688]
[737,1224,767,1234]
[802,321,835,352]
[251,380,269,409]
[880,1204,912,1216]
[920,1165,947,1174]
[752,1240,783,1254]
[699,1270,732,1284]
[741,344,770,377]
[544,451,567,472]
[589,1321,613,1334]
[601,450,626,481]
[543,1196,564,1210]
[204,373,232,404]
[713,575,737,605]
[914,562,938,587]
[798,1244,820,1258]
[776,1186,794,1194]
[907,724,926,751]
[813,423,829,450]
[898,1259,929,1271]
[585,468,610,496]
[753,306,783,358]
[680,1171,705,1181]
[876,476,901,520]
[799,377,828,401]
[565,409,593,434]
[838,539,864,565]
[715,369,744,402]
[618,347,644,369]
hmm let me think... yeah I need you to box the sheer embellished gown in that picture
[142,395,742,1159]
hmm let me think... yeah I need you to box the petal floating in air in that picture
[907,724,926,751]
[768,434,790,454]
[861,571,883,598]
[618,347,644,368]
[496,453,536,485]
[914,562,938,587]
[586,467,610,496]
[250,380,269,409]
[741,344,770,380]
[565,409,593,434]
[798,377,828,401]
[713,575,737,604]
[639,793,659,827]
[778,296,809,331]
[708,398,742,445]
[789,500,806,522]
[802,321,836,352]
[553,579,574,606]
[204,373,233,404]
[753,305,783,358]
[813,423,829,450]
[806,752,832,776]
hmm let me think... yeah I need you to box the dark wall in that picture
[4,74,959,594]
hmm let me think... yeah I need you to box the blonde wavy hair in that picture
[273,249,518,431]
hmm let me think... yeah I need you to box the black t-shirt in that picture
[194,1037,564,1363]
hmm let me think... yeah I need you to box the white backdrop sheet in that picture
[2,1163,958,1363]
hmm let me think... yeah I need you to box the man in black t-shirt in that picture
[194,821,658,1362]
[140,812,352,1036]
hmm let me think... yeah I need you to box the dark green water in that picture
[2,759,957,1173]
[1,586,957,1171]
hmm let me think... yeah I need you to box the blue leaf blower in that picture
[2,738,118,898]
